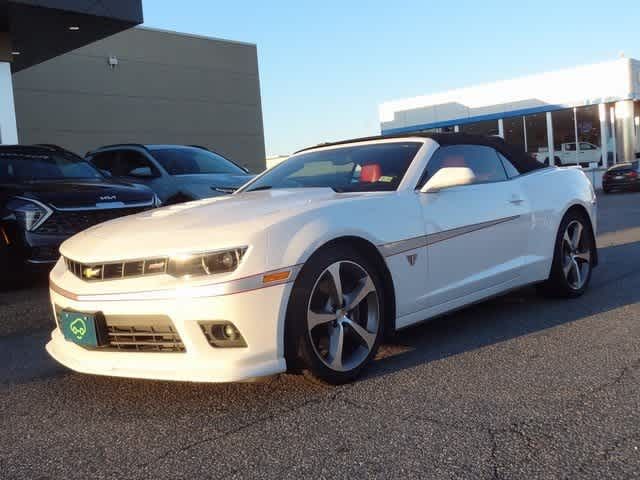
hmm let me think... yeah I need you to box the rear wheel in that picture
[539,211,595,298]
[286,246,385,384]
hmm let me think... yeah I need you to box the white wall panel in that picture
[380,58,636,132]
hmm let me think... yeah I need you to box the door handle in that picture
[509,195,524,205]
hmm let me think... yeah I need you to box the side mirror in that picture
[129,166,156,178]
[421,167,476,193]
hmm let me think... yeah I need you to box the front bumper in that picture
[1,224,67,266]
[46,282,292,382]
[24,231,68,263]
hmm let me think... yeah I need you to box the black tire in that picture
[285,244,386,385]
[538,210,595,298]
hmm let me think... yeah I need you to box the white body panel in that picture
[47,137,597,382]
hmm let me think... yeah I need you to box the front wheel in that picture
[285,246,385,384]
[539,211,595,298]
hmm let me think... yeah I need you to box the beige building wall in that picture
[12,27,266,171]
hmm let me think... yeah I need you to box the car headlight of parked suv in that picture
[168,247,248,277]
[6,197,53,232]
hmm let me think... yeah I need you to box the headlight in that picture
[152,194,162,208]
[6,197,53,232]
[168,247,247,277]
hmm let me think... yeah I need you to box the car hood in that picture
[60,188,368,263]
[1,180,154,209]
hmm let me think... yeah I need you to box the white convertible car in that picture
[47,133,598,384]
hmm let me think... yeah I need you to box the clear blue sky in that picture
[144,0,640,157]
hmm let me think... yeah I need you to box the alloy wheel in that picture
[561,220,591,290]
[306,261,380,372]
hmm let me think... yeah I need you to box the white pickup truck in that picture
[534,142,602,167]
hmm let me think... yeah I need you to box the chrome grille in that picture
[36,207,150,235]
[65,257,168,281]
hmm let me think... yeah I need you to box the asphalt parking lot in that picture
[1,192,639,479]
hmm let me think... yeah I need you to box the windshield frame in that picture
[238,140,425,194]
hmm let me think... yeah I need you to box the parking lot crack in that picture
[487,427,503,480]
[133,393,333,474]
[591,357,640,395]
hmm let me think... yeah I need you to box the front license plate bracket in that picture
[60,311,109,348]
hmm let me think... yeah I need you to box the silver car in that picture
[87,144,255,204]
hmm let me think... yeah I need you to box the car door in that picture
[417,144,531,308]
[579,142,599,165]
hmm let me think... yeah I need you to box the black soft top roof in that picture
[297,132,544,174]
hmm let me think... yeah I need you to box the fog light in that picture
[223,324,238,340]
[199,321,247,348]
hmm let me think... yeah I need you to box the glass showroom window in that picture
[503,116,525,150]
[552,108,579,165]
[421,126,456,133]
[524,112,548,160]
[460,119,499,137]
[575,105,603,167]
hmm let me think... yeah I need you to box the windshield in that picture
[244,142,422,193]
[0,151,103,182]
[150,147,245,175]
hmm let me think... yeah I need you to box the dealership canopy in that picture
[1,0,143,71]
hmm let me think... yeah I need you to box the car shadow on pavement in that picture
[2,240,638,397]
[364,240,640,382]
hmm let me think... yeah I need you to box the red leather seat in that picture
[361,164,382,183]
[441,155,468,168]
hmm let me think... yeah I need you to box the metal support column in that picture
[546,112,554,166]
[614,100,636,163]
[598,103,608,167]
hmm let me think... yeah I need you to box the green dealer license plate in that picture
[60,311,107,347]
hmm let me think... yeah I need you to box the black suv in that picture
[0,145,159,272]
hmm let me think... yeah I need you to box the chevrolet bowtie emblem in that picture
[407,254,417,266]
[83,266,102,279]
